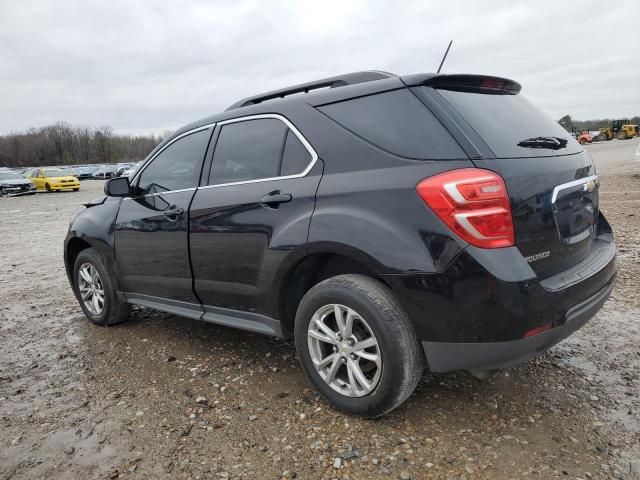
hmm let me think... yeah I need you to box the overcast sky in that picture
[1,0,639,136]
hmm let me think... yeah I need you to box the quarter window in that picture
[280,130,312,176]
[137,129,210,194]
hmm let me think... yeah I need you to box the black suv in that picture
[65,71,616,417]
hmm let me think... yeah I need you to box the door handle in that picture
[164,207,184,220]
[260,191,292,208]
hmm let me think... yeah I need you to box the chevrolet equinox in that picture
[65,71,616,417]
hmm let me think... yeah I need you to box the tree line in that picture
[0,122,166,168]
[558,115,640,132]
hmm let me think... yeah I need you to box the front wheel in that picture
[72,188,79,191]
[73,248,129,326]
[294,274,423,417]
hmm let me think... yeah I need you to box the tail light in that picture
[416,168,515,248]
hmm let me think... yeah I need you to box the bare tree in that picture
[0,122,162,167]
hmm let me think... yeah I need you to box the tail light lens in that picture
[416,168,515,248]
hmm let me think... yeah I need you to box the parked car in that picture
[92,165,118,179]
[120,162,142,178]
[26,168,80,192]
[116,164,134,177]
[0,169,36,196]
[64,71,616,417]
[75,166,100,180]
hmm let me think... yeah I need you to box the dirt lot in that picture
[1,138,639,480]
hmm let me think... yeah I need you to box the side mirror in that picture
[104,176,130,197]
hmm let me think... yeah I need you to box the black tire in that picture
[72,188,79,191]
[73,247,129,326]
[45,183,51,192]
[294,274,423,417]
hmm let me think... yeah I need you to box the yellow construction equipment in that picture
[598,120,639,141]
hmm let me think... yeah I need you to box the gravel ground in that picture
[1,138,639,480]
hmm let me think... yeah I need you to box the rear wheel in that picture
[294,274,423,417]
[73,248,129,326]
[45,183,51,192]
[72,188,79,191]
[616,131,626,140]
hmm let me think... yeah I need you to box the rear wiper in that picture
[517,136,568,150]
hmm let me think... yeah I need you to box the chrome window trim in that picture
[551,175,599,203]
[199,113,318,190]
[127,113,317,199]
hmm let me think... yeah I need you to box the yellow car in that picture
[28,168,80,192]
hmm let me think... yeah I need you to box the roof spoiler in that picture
[421,74,521,95]
[226,71,398,110]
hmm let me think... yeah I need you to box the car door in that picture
[32,170,45,189]
[189,115,322,325]
[114,127,212,311]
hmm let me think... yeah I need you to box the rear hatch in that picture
[416,76,600,279]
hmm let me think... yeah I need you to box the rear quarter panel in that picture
[309,161,474,274]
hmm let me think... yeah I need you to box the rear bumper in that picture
[383,216,616,372]
[422,278,614,372]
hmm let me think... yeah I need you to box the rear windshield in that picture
[318,89,466,160]
[432,88,582,158]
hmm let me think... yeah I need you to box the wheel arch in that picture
[277,246,389,338]
[64,232,121,294]
[65,236,93,282]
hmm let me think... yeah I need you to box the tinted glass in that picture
[137,129,209,194]
[280,130,312,176]
[210,119,287,185]
[434,88,582,158]
[318,89,465,160]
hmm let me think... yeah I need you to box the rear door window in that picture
[210,119,286,185]
[208,118,315,185]
[432,88,582,158]
[317,89,466,160]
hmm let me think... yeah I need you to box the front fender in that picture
[64,197,122,289]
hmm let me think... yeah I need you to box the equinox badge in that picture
[524,251,550,263]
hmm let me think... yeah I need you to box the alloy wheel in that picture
[307,304,382,397]
[77,263,105,316]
